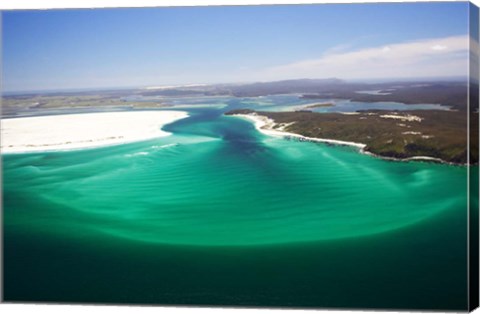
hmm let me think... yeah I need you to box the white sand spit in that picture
[405,156,443,162]
[1,111,188,153]
[232,113,366,149]
[402,131,422,135]
[380,114,423,122]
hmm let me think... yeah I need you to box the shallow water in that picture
[2,97,469,309]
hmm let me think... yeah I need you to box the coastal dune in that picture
[1,110,188,153]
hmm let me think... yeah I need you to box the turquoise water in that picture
[2,98,470,309]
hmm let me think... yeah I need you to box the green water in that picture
[2,103,470,309]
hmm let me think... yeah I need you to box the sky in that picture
[1,2,474,92]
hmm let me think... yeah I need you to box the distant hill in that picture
[9,78,474,112]
[227,78,347,97]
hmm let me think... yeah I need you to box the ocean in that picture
[2,96,470,310]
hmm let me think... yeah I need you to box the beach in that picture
[232,113,367,149]
[1,110,188,153]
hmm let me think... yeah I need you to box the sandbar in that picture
[1,110,188,153]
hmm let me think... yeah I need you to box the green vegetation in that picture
[226,109,478,164]
[2,94,168,117]
[224,79,474,112]
[300,82,474,112]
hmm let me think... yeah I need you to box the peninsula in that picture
[226,109,477,164]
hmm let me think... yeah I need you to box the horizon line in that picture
[2,75,469,96]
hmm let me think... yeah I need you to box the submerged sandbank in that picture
[1,111,188,153]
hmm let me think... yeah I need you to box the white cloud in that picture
[431,44,447,51]
[259,35,469,80]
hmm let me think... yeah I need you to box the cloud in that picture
[431,44,447,51]
[260,35,469,80]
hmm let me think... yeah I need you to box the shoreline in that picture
[1,110,189,154]
[231,113,457,165]
[232,113,367,149]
